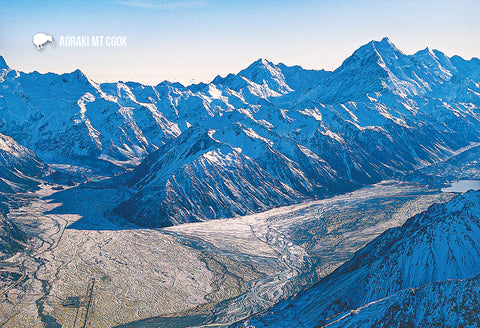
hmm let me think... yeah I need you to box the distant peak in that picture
[416,47,434,56]
[156,80,185,88]
[378,36,395,46]
[237,58,282,82]
[72,69,89,81]
[0,56,9,70]
[372,37,400,51]
[345,37,403,64]
[413,47,455,72]
[62,68,85,77]
[246,58,275,71]
[59,69,91,85]
[253,58,271,65]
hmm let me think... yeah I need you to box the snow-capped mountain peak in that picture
[211,58,331,100]
[0,133,43,193]
[61,69,93,86]
[0,56,8,70]
[413,47,454,79]
[300,37,473,104]
[346,37,404,67]
[217,58,294,95]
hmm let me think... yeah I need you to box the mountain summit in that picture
[353,36,403,61]
[300,37,478,104]
[0,56,9,71]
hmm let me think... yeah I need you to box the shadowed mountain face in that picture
[235,190,480,328]
[0,133,44,258]
[325,274,480,327]
[2,38,480,227]
[0,132,44,193]
[0,205,28,260]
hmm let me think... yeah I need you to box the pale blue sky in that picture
[0,0,479,85]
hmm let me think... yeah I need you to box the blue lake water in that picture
[441,180,480,193]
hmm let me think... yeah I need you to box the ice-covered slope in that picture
[236,190,480,327]
[325,274,480,327]
[0,132,44,192]
[289,37,480,182]
[115,127,306,226]
[301,37,476,102]
[212,58,331,103]
[0,64,180,170]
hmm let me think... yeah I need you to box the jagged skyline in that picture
[1,0,479,84]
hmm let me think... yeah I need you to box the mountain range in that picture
[2,37,480,227]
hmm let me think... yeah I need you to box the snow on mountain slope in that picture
[115,125,311,227]
[0,66,179,170]
[298,38,480,130]
[114,106,364,227]
[212,58,330,101]
[0,132,43,192]
[450,57,480,89]
[0,55,330,171]
[325,274,480,327]
[3,38,480,227]
[216,58,294,96]
[235,190,480,328]
[301,37,474,103]
[110,37,480,227]
[0,133,42,173]
[0,133,43,258]
[288,37,480,180]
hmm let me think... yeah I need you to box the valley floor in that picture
[0,180,452,327]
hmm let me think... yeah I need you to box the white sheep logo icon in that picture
[33,33,54,50]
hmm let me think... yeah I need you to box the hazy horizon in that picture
[1,0,479,85]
